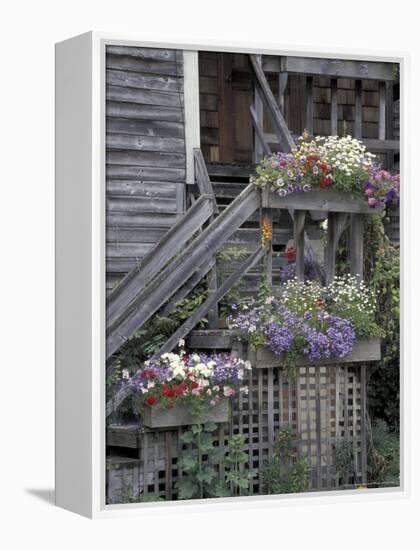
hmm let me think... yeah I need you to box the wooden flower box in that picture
[261,188,384,215]
[247,337,381,368]
[138,397,230,429]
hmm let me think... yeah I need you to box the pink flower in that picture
[192,387,201,395]
[368,197,378,208]
[210,400,216,406]
[223,386,235,397]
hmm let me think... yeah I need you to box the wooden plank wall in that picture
[106,46,186,291]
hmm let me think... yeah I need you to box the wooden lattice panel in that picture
[106,363,368,503]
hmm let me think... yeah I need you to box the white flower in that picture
[178,338,185,348]
[121,368,130,380]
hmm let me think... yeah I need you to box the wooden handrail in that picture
[106,183,260,361]
[106,194,215,329]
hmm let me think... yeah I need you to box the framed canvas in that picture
[55,32,407,518]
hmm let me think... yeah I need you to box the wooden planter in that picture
[247,337,381,368]
[139,397,230,429]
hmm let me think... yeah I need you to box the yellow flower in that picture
[261,217,272,244]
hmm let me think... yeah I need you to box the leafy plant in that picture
[212,435,253,497]
[368,419,400,487]
[334,440,354,486]
[175,420,224,500]
[261,426,309,494]
[364,214,400,430]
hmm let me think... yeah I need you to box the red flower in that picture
[191,381,199,390]
[279,159,287,167]
[145,395,157,406]
[162,384,176,398]
[140,368,156,379]
[320,176,332,189]
[306,154,319,162]
[286,246,296,260]
[173,383,187,396]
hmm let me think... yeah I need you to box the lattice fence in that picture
[107,363,368,504]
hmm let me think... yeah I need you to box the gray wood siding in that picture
[106,46,186,288]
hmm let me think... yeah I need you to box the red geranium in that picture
[145,395,157,406]
[173,383,187,396]
[320,176,332,189]
[162,384,176,398]
[306,154,319,162]
[286,246,296,260]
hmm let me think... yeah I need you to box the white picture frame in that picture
[55,31,409,518]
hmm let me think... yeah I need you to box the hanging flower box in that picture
[246,337,381,369]
[252,134,399,213]
[121,346,250,429]
[139,396,230,429]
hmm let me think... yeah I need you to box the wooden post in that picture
[293,210,306,281]
[278,71,288,115]
[330,78,338,135]
[378,81,386,140]
[385,81,395,170]
[253,55,265,163]
[325,212,348,285]
[355,80,362,139]
[305,76,314,135]
[349,213,364,280]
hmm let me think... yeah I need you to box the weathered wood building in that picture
[105,45,399,503]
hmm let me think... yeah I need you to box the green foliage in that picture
[212,435,253,497]
[368,419,400,487]
[261,426,310,494]
[334,440,354,486]
[175,420,222,500]
[364,214,400,430]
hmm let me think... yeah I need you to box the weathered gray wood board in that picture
[248,337,381,367]
[278,56,395,81]
[106,45,186,289]
[263,189,383,214]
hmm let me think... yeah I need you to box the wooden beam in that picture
[278,71,288,114]
[325,212,349,285]
[355,80,362,139]
[305,76,314,135]
[378,81,386,140]
[330,78,338,135]
[349,213,364,280]
[293,210,306,281]
[249,54,295,153]
[279,56,395,81]
[262,189,383,215]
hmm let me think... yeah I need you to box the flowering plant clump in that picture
[122,342,251,410]
[251,133,399,208]
[227,275,382,372]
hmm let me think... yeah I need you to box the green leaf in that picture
[199,432,215,451]
[176,478,198,500]
[211,482,232,498]
[196,467,216,484]
[180,456,198,472]
[203,421,217,432]
[181,431,194,444]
